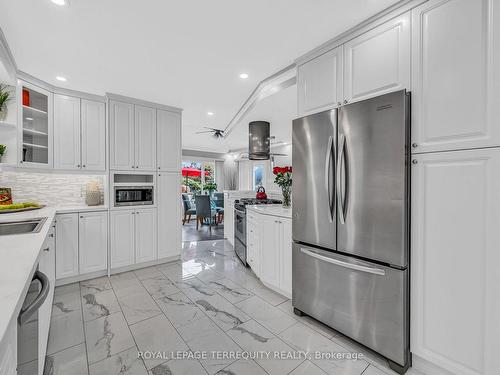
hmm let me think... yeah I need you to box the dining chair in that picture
[194,195,217,233]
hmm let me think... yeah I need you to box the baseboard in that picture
[56,269,108,286]
[412,354,456,375]
[110,255,180,275]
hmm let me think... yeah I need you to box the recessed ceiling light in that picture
[239,73,249,79]
[51,0,68,5]
[26,117,33,121]
[207,111,214,116]
[56,76,67,82]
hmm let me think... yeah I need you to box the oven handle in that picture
[18,271,50,324]
[300,248,385,276]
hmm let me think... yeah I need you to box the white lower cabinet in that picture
[110,209,136,268]
[157,173,181,259]
[55,213,79,279]
[78,211,108,274]
[224,199,234,246]
[411,148,500,375]
[0,320,16,375]
[56,211,108,281]
[247,211,292,298]
[135,208,157,263]
[110,208,157,269]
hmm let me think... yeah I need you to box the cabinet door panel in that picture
[298,46,343,116]
[54,95,81,170]
[259,216,280,287]
[157,110,181,172]
[344,12,410,103]
[135,208,157,263]
[55,213,79,279]
[411,0,500,153]
[79,211,108,274]
[135,105,156,170]
[109,100,134,170]
[279,218,292,297]
[411,148,500,375]
[81,100,106,171]
[158,173,181,259]
[110,210,135,268]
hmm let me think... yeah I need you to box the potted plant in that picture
[273,166,292,207]
[0,85,11,122]
[203,182,218,195]
[0,144,6,163]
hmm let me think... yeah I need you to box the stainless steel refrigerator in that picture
[292,90,411,374]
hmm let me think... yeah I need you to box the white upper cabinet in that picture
[411,0,500,153]
[54,95,81,170]
[55,213,79,279]
[135,208,157,263]
[110,100,135,170]
[157,109,181,172]
[134,105,156,170]
[110,209,136,269]
[157,173,181,259]
[411,148,500,375]
[343,12,411,104]
[81,99,106,171]
[297,46,343,116]
[79,211,108,274]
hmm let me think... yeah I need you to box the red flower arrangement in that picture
[273,165,292,207]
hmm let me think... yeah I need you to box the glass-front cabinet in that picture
[18,81,53,167]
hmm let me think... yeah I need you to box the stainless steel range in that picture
[234,198,282,266]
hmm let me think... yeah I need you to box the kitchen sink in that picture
[0,217,48,236]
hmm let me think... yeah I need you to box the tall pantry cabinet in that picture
[295,0,500,374]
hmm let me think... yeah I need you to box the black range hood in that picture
[248,121,270,160]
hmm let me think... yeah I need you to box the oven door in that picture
[234,208,246,245]
[114,186,153,206]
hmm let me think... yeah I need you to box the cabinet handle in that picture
[77,164,81,168]
[136,166,139,169]
[412,159,418,165]
[82,165,86,168]
[412,143,418,148]
[43,247,49,252]
[343,100,348,104]
[80,216,83,218]
[337,102,341,106]
[132,212,135,215]
[49,233,54,237]
[158,166,161,169]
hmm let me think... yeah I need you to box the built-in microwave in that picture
[114,186,154,206]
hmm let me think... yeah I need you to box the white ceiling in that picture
[0,0,399,152]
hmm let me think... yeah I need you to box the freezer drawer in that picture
[292,243,409,367]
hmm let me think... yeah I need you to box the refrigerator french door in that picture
[292,90,410,374]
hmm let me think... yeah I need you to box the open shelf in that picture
[23,128,48,136]
[22,105,48,115]
[23,142,48,149]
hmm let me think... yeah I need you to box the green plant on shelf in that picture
[0,85,11,113]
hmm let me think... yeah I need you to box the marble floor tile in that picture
[181,279,251,331]
[159,263,192,283]
[236,296,297,335]
[117,289,162,325]
[129,314,189,370]
[52,283,82,318]
[82,288,121,322]
[140,274,180,299]
[149,359,208,375]
[134,265,166,280]
[176,317,241,375]
[80,276,112,294]
[276,300,336,339]
[226,320,304,375]
[222,271,287,306]
[207,278,254,304]
[43,342,89,375]
[155,291,206,329]
[278,323,369,375]
[88,347,148,375]
[84,312,136,364]
[289,360,328,375]
[47,309,85,355]
[110,272,145,298]
[215,359,268,375]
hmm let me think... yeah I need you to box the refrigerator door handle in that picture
[300,248,386,276]
[336,134,346,224]
[324,136,334,223]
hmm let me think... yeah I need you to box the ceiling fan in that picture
[196,127,225,139]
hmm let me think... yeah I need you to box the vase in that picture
[282,186,291,208]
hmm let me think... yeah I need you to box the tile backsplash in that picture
[0,171,106,207]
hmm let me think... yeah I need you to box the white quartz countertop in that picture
[246,204,292,218]
[0,204,108,345]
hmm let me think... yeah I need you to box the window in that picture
[253,164,264,190]
[181,160,216,194]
